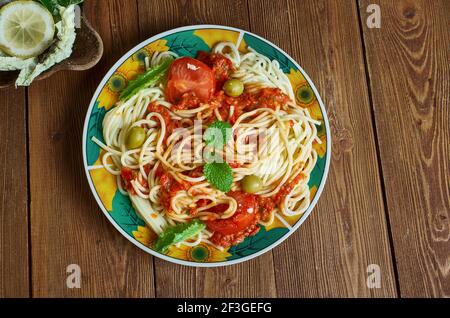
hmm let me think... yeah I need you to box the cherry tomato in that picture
[206,192,258,235]
[165,57,215,104]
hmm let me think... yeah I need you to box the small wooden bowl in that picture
[0,15,103,88]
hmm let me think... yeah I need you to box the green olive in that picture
[223,79,244,97]
[126,126,146,149]
[241,175,263,194]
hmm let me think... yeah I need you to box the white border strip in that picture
[82,24,331,267]
[236,31,244,49]
[87,164,112,171]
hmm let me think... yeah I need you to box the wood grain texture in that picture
[28,0,156,297]
[138,0,277,298]
[0,87,29,297]
[8,0,446,297]
[359,0,450,297]
[247,0,398,297]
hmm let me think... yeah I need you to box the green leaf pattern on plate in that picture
[109,191,145,236]
[163,31,210,57]
[86,102,106,166]
[243,34,296,73]
[227,227,289,260]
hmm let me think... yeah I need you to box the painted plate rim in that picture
[82,24,331,267]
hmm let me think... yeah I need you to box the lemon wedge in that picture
[0,1,55,58]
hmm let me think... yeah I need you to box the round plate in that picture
[82,25,331,267]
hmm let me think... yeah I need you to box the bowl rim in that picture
[82,24,331,267]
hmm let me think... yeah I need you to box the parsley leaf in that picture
[204,120,232,148]
[154,220,205,253]
[203,162,233,192]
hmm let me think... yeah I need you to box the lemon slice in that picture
[0,1,55,58]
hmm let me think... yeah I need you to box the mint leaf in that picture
[204,121,232,148]
[154,220,205,253]
[203,162,233,192]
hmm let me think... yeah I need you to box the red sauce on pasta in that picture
[171,92,201,110]
[120,167,136,194]
[197,51,234,89]
[211,88,290,123]
[159,172,189,212]
[207,191,261,247]
[147,102,179,143]
[272,173,305,205]
[205,173,303,248]
[168,52,290,121]
[121,54,298,248]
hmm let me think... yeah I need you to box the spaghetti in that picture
[93,42,320,250]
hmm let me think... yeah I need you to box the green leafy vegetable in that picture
[204,120,232,148]
[154,220,206,253]
[58,0,84,6]
[119,58,172,101]
[16,4,76,86]
[39,0,83,16]
[38,0,59,15]
[203,162,233,192]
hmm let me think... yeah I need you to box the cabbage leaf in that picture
[16,5,76,86]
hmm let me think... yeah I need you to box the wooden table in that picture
[1,0,448,298]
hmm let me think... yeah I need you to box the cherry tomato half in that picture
[165,57,215,104]
[206,192,258,235]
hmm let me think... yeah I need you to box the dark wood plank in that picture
[0,87,29,297]
[196,258,276,297]
[359,0,450,297]
[248,0,398,297]
[138,0,277,298]
[28,0,156,297]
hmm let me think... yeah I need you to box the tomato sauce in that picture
[122,165,190,212]
[165,53,290,123]
[147,102,180,143]
[159,171,190,212]
[196,199,211,209]
[228,162,242,169]
[207,191,262,247]
[257,196,276,222]
[184,166,204,178]
[256,88,291,110]
[209,88,290,124]
[143,164,152,175]
[171,92,202,110]
[272,173,305,205]
[120,167,136,194]
[206,173,302,247]
[135,55,297,247]
[121,167,150,195]
[210,221,260,248]
[197,51,234,89]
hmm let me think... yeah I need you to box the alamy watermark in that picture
[366,4,381,28]
[66,264,81,289]
[366,264,381,289]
